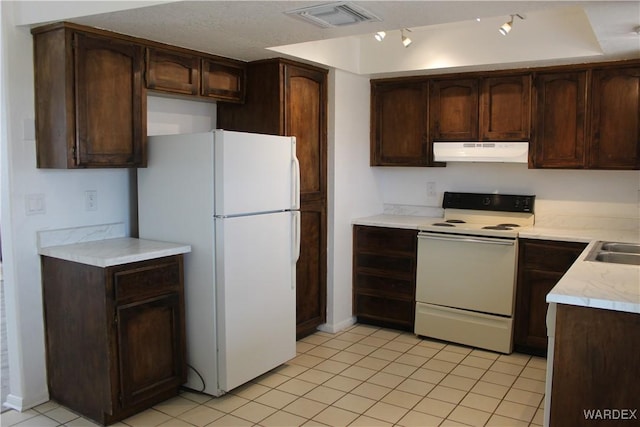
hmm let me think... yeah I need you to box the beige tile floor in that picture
[1,324,546,427]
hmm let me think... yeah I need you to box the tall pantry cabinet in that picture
[217,58,328,338]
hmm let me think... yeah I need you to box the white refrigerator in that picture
[137,130,300,396]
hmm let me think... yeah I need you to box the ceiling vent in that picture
[285,2,382,28]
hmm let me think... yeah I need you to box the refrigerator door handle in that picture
[292,210,301,285]
[292,138,300,210]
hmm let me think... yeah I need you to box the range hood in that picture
[433,142,529,163]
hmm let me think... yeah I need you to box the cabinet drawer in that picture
[520,239,586,272]
[354,226,417,254]
[114,257,182,303]
[354,273,414,298]
[355,294,414,324]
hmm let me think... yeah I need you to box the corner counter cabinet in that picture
[40,239,190,425]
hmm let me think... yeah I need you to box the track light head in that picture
[401,29,412,47]
[374,31,386,41]
[499,20,512,35]
[499,14,523,36]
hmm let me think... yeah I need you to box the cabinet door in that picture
[145,47,199,95]
[201,58,245,103]
[532,71,587,168]
[480,75,531,140]
[430,79,479,141]
[588,67,640,169]
[551,305,640,426]
[296,201,327,338]
[117,293,185,408]
[514,269,562,355]
[284,64,327,203]
[514,239,586,355]
[74,32,145,167]
[371,82,429,166]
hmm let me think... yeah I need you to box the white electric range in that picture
[415,192,536,353]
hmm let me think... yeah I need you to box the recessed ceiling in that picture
[15,1,640,77]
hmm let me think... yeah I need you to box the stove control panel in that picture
[442,192,535,213]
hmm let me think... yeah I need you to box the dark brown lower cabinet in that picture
[353,225,417,331]
[41,255,186,425]
[550,304,640,426]
[514,239,586,356]
[296,201,327,338]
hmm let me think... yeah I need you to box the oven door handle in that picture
[418,233,516,246]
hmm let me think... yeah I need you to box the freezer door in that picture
[214,130,299,216]
[215,211,297,392]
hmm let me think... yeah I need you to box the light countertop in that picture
[352,214,640,314]
[545,240,640,314]
[351,214,434,230]
[39,237,192,268]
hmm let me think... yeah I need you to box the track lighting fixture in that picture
[372,29,412,47]
[401,29,412,47]
[499,14,524,35]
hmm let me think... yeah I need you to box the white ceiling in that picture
[16,1,640,77]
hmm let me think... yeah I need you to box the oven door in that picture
[416,232,517,316]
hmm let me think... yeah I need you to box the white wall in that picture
[0,0,216,407]
[324,69,383,333]
[1,10,133,410]
[375,164,640,230]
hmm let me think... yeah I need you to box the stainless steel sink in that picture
[594,252,640,266]
[601,242,640,254]
[586,241,640,266]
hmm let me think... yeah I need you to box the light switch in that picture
[25,193,45,215]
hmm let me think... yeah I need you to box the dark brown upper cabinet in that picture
[371,81,430,166]
[429,78,479,141]
[480,75,531,141]
[532,71,588,168]
[588,66,640,169]
[430,75,531,142]
[145,47,245,103]
[33,23,146,168]
[145,47,200,96]
[532,65,639,170]
[200,59,245,102]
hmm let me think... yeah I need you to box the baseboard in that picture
[317,316,357,334]
[3,391,49,412]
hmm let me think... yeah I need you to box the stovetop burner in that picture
[497,223,520,228]
[445,219,466,224]
[433,223,455,227]
[482,225,513,230]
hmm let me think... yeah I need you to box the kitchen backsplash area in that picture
[376,162,640,232]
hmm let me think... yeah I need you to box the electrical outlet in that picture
[85,190,98,211]
[427,181,437,199]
